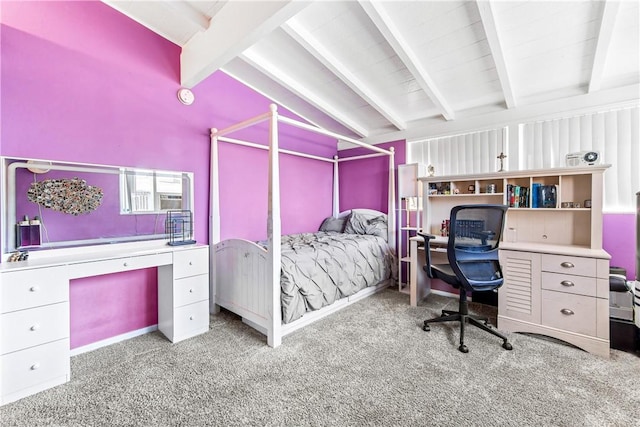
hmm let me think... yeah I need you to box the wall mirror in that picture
[3,157,194,253]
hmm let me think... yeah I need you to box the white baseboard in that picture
[70,325,158,356]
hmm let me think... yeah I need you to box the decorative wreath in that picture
[27,177,104,215]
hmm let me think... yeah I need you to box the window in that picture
[407,104,639,212]
[408,128,507,176]
[520,105,639,212]
[120,169,187,214]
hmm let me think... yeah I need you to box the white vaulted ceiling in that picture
[102,0,640,145]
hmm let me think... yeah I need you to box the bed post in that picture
[388,147,396,253]
[267,104,282,348]
[332,155,339,217]
[210,129,221,314]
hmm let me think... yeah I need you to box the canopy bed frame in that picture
[210,104,396,347]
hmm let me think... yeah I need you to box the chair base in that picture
[423,309,513,353]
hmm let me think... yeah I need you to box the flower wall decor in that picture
[27,177,104,215]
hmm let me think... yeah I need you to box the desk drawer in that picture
[72,252,172,278]
[1,339,69,398]
[1,268,68,313]
[541,290,596,336]
[173,300,209,339]
[1,302,69,354]
[542,254,596,277]
[174,274,209,308]
[541,272,596,297]
[173,247,209,279]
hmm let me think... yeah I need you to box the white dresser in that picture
[158,247,210,342]
[498,246,610,358]
[0,242,210,405]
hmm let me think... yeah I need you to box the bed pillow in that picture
[344,211,387,239]
[319,216,348,233]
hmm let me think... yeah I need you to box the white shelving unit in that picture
[397,163,426,292]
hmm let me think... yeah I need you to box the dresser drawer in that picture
[174,274,209,308]
[541,290,597,336]
[1,339,69,398]
[1,268,68,313]
[542,254,596,277]
[2,302,69,354]
[173,300,209,338]
[70,252,172,278]
[173,247,209,279]
[541,272,596,297]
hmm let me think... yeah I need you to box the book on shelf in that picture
[506,184,530,208]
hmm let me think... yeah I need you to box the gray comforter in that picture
[278,231,396,324]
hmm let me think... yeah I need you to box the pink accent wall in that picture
[1,1,337,348]
[603,213,636,280]
[69,269,158,348]
[339,140,406,213]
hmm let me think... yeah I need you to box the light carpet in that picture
[1,289,638,426]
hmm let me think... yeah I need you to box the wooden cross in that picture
[497,152,507,172]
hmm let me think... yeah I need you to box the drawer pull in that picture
[30,363,40,371]
[30,324,40,331]
[560,280,575,287]
[29,286,40,292]
[560,262,575,268]
[189,288,194,293]
[189,315,194,321]
[189,261,193,266]
[560,308,575,316]
[123,262,129,267]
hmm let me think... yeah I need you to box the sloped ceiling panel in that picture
[601,0,640,88]
[102,0,640,144]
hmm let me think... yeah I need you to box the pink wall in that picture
[603,213,636,280]
[1,1,338,348]
[339,140,406,213]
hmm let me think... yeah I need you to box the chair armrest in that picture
[417,232,436,279]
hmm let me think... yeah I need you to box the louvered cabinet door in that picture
[498,250,542,325]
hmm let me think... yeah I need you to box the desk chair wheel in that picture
[458,344,469,353]
[422,322,431,332]
[502,341,513,351]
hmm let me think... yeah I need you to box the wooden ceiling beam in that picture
[241,50,370,137]
[161,0,210,31]
[180,0,309,88]
[282,19,407,131]
[359,0,455,121]
[588,0,622,93]
[477,0,517,109]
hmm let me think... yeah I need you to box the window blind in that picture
[520,106,639,212]
[408,128,505,177]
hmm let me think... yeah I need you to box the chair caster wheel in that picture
[458,344,469,353]
[422,323,431,332]
[502,342,513,351]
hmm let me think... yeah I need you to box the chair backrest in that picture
[446,204,508,292]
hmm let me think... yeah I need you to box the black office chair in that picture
[418,204,513,353]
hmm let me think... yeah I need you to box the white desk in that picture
[409,235,450,306]
[0,241,210,405]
